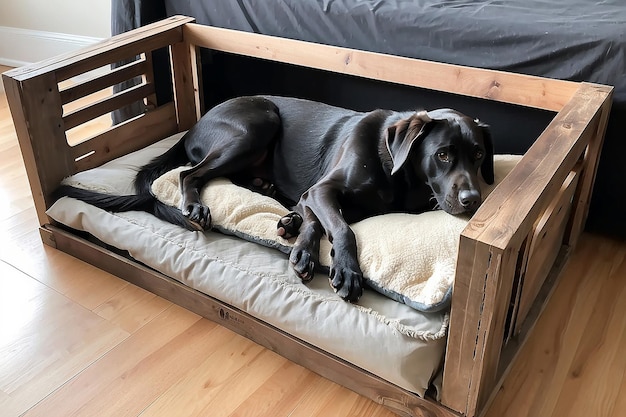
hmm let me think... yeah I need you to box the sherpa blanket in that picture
[151,155,521,312]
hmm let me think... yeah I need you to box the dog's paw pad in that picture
[250,177,276,197]
[277,212,303,239]
[181,202,211,230]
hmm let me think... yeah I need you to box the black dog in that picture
[56,95,494,302]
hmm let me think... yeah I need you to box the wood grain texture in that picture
[182,24,578,112]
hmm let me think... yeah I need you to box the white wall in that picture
[0,0,111,66]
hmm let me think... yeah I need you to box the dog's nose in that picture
[458,189,481,211]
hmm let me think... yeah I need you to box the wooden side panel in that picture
[1,16,195,228]
[463,83,613,252]
[516,170,580,328]
[58,58,149,105]
[72,103,178,172]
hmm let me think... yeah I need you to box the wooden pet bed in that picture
[3,16,612,417]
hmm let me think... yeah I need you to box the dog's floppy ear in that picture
[476,119,495,185]
[386,111,433,175]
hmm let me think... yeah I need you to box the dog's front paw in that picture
[289,245,316,282]
[277,212,303,239]
[182,202,211,230]
[329,261,364,302]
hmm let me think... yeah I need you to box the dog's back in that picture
[263,96,393,202]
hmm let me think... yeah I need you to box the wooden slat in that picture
[63,82,154,131]
[142,51,159,111]
[59,58,149,105]
[71,102,178,172]
[3,16,194,83]
[190,43,205,116]
[183,23,579,112]
[504,235,531,344]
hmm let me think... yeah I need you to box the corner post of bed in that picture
[2,71,74,238]
[441,235,516,416]
[440,82,613,417]
[565,83,613,247]
[170,21,203,130]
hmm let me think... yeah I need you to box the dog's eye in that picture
[475,151,484,160]
[437,152,450,162]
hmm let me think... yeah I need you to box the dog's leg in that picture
[293,185,364,302]
[179,149,272,229]
[288,207,322,282]
[172,96,281,229]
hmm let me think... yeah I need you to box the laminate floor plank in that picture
[0,260,129,417]
[93,283,173,333]
[550,242,626,417]
[21,305,208,417]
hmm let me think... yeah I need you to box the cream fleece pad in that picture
[47,133,451,396]
[151,155,521,312]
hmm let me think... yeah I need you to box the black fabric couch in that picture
[112,0,626,238]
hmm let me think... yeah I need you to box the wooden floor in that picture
[1,64,626,417]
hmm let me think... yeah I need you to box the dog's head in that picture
[385,108,494,215]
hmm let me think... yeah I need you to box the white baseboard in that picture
[0,26,104,67]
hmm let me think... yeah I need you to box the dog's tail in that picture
[54,136,200,231]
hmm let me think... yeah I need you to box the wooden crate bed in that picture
[2,16,612,417]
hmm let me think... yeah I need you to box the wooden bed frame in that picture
[3,16,613,417]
